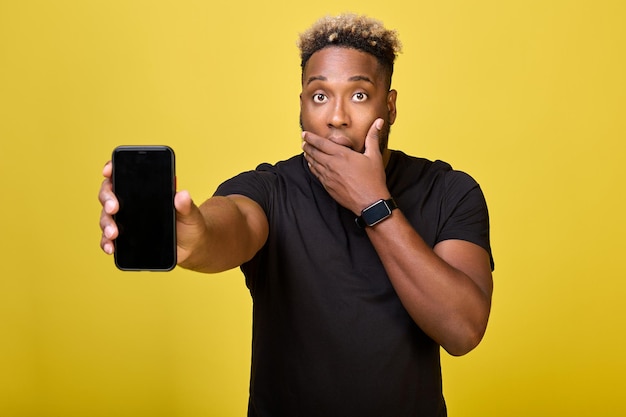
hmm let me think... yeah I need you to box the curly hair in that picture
[297,14,402,81]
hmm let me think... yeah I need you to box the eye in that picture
[353,92,368,102]
[313,93,328,103]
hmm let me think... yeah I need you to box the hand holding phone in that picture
[111,146,177,271]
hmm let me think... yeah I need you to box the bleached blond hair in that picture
[297,13,402,85]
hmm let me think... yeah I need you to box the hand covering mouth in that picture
[327,136,353,149]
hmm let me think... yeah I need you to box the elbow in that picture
[443,294,492,356]
[444,331,484,357]
[442,319,489,357]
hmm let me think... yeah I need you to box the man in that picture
[99,13,494,417]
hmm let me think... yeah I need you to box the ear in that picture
[387,89,398,125]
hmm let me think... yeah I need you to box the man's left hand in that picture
[302,118,391,215]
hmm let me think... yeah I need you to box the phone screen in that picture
[112,146,176,271]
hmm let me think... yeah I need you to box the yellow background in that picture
[1,0,624,415]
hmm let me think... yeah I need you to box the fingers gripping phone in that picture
[112,146,177,271]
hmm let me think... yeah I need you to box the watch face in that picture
[362,200,392,226]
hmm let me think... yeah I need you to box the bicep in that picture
[226,194,269,260]
[434,239,493,300]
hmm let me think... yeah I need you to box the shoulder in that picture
[216,155,304,191]
[389,150,480,192]
[254,154,306,176]
[387,150,455,179]
[388,151,493,266]
[442,165,479,189]
[213,154,308,213]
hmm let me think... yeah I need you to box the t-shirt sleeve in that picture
[438,170,494,270]
[212,163,276,215]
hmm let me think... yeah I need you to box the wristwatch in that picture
[355,198,398,228]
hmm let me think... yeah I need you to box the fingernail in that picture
[104,243,113,255]
[104,225,114,238]
[104,199,115,213]
[376,119,384,130]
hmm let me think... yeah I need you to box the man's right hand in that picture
[97,161,208,266]
[172,189,214,267]
[98,161,119,255]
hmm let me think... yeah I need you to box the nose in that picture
[328,99,349,128]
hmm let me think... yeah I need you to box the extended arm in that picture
[99,161,268,273]
[175,193,269,273]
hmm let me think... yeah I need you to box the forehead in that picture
[302,46,382,83]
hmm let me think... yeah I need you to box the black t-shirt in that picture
[215,150,493,417]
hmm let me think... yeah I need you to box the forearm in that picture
[366,210,492,356]
[178,196,266,273]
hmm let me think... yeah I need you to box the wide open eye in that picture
[352,92,368,102]
[313,93,328,104]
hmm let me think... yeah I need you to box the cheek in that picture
[354,112,376,135]
[300,105,325,130]
[299,109,310,130]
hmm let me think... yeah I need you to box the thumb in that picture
[174,190,208,264]
[364,118,384,157]
[174,190,201,223]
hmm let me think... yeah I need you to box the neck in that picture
[382,148,391,168]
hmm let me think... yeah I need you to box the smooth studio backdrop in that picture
[1,0,625,416]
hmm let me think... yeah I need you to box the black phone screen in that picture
[112,146,176,271]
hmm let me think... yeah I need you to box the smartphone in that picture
[112,145,176,271]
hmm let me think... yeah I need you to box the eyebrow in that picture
[306,75,375,86]
[348,75,374,84]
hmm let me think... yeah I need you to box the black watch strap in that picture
[355,198,398,228]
